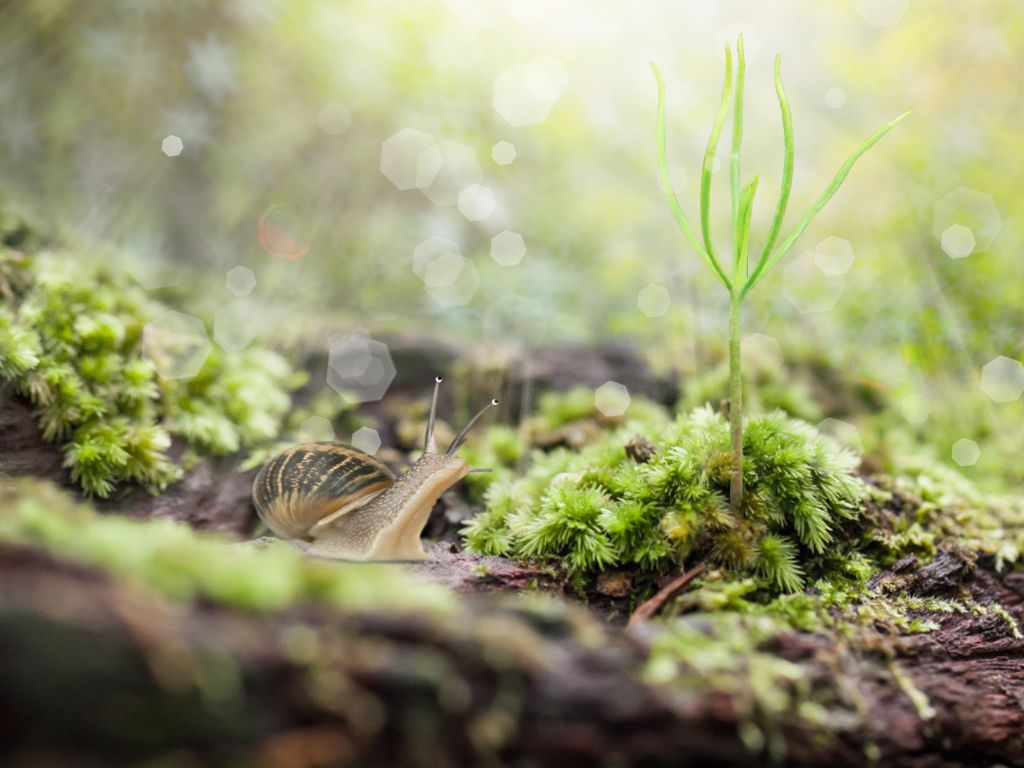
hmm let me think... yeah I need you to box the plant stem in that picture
[728,292,743,514]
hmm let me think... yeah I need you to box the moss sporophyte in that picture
[651,36,908,515]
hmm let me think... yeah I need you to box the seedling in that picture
[651,37,907,514]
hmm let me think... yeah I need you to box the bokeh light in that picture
[142,311,211,380]
[490,230,527,267]
[351,426,382,455]
[594,381,630,417]
[492,55,569,127]
[161,135,183,157]
[951,438,981,468]
[257,206,310,261]
[491,141,517,166]
[980,356,1024,403]
[326,332,397,404]
[225,266,256,297]
[380,128,442,191]
[637,284,671,318]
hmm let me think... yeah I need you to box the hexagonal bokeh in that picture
[457,184,496,221]
[423,251,466,288]
[225,265,256,296]
[380,128,443,191]
[824,87,846,109]
[161,135,183,157]
[951,438,981,468]
[142,310,211,380]
[741,333,784,376]
[899,393,931,425]
[813,237,855,276]
[412,235,461,278]
[782,251,845,314]
[980,356,1024,403]
[637,284,671,318]
[932,187,1001,254]
[258,206,310,261]
[297,416,335,443]
[491,141,516,166]
[594,381,630,418]
[351,426,382,456]
[940,224,976,259]
[318,102,352,136]
[420,140,483,206]
[214,301,262,352]
[856,0,908,27]
[483,293,549,345]
[817,418,863,455]
[425,260,480,308]
[492,55,569,127]
[490,230,527,266]
[327,333,396,404]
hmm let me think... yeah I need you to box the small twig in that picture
[627,562,705,629]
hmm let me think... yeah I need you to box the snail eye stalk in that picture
[447,398,500,455]
[424,376,443,452]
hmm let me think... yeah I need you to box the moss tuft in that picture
[0,248,300,497]
[463,406,864,593]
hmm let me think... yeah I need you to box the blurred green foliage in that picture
[1,0,1023,490]
[0,233,301,496]
[0,477,452,613]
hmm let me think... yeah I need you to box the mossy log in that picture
[0,384,257,535]
[4,367,1024,767]
[1,540,1021,768]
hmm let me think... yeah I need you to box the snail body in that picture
[253,378,496,561]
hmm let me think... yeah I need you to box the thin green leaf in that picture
[743,110,910,296]
[730,35,746,246]
[748,54,793,286]
[732,174,759,285]
[651,62,731,289]
[700,46,733,262]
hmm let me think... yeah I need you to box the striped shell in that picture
[252,442,395,540]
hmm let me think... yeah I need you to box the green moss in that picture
[460,388,669,499]
[645,613,825,759]
[862,457,1024,570]
[0,478,453,614]
[464,406,863,594]
[0,248,301,497]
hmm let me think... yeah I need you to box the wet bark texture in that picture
[0,543,1022,767]
[3,355,1024,767]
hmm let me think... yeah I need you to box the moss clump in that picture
[0,478,452,614]
[463,406,863,593]
[0,247,300,497]
[459,387,668,499]
[645,613,830,758]
[861,457,1024,571]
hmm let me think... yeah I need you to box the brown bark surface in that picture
[1,540,1022,767]
[2,374,1023,767]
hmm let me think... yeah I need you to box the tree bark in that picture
[0,540,1021,768]
[3,372,1024,767]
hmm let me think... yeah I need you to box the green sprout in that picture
[651,37,908,514]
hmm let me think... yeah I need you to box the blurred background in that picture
[2,0,1022,488]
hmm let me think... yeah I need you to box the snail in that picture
[253,377,497,561]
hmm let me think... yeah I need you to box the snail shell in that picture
[251,378,498,561]
[252,441,395,541]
